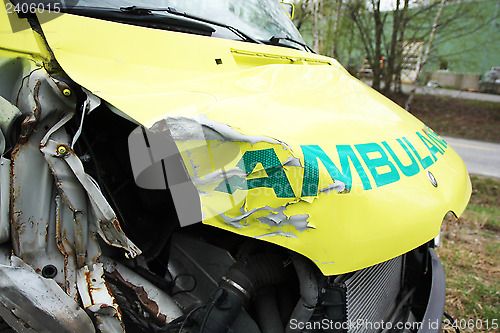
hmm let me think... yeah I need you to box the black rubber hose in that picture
[255,287,285,333]
[199,253,289,333]
[285,255,319,333]
[220,253,288,299]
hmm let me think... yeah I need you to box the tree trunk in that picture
[405,0,447,111]
[312,0,320,52]
[383,0,401,94]
[393,0,409,93]
[393,0,409,94]
[330,0,343,58]
[319,0,324,53]
[371,0,383,91]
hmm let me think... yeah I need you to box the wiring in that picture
[178,305,206,333]
[198,289,225,333]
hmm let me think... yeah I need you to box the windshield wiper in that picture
[120,6,263,44]
[268,36,315,53]
[62,6,215,36]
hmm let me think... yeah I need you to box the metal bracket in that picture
[41,139,141,259]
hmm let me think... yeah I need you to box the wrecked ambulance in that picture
[0,1,471,332]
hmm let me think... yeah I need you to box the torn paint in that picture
[254,231,298,239]
[312,260,336,265]
[319,181,346,194]
[220,203,311,233]
[283,156,302,167]
[258,212,311,232]
[126,109,472,276]
[192,167,248,187]
[219,204,284,225]
[152,115,290,150]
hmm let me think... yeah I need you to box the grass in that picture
[463,175,500,232]
[389,94,500,143]
[438,175,500,332]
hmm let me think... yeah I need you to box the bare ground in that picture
[388,94,500,143]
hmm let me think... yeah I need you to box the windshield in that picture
[73,0,306,46]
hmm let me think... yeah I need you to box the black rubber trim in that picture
[60,7,215,36]
[417,248,446,333]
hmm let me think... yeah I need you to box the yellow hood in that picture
[35,12,471,275]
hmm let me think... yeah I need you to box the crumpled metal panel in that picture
[10,67,86,300]
[76,263,125,333]
[0,157,9,244]
[10,123,77,297]
[102,257,183,325]
[41,139,141,258]
[77,263,120,314]
[0,252,95,333]
[0,96,21,244]
[8,62,138,331]
[0,96,22,150]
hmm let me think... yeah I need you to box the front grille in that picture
[345,256,403,333]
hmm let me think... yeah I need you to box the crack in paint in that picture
[254,231,298,239]
[151,115,290,150]
[283,156,302,167]
[312,260,335,265]
[193,167,247,186]
[319,181,346,194]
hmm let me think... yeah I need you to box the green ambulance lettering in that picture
[214,148,294,198]
[402,137,435,169]
[416,132,444,161]
[355,143,400,187]
[215,131,448,198]
[426,127,448,150]
[301,145,371,196]
[382,139,420,177]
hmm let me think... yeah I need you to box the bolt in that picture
[57,145,67,155]
[42,264,58,279]
[62,88,71,96]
